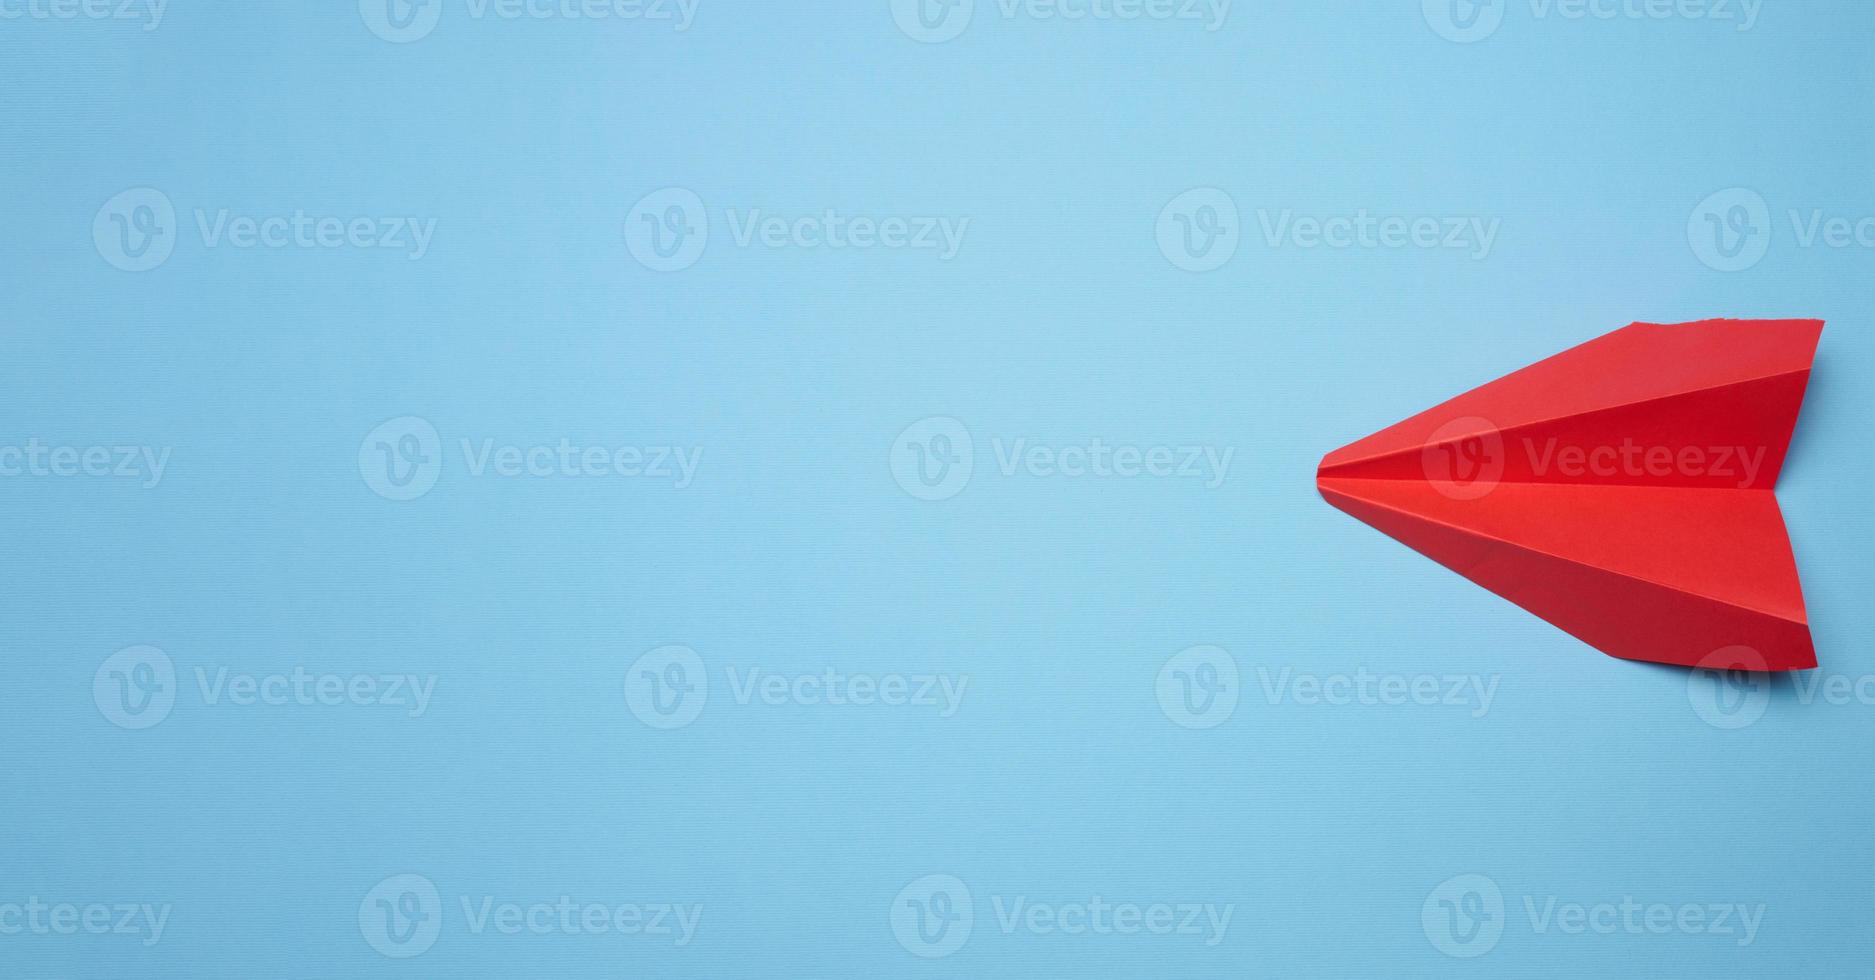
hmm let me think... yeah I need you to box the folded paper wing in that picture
[1317,318,1822,671]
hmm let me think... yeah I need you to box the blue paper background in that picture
[3,1,1872,976]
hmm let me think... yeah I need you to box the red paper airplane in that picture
[1317,318,1822,672]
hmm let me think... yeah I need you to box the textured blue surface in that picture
[3,2,1873,976]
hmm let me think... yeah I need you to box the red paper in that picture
[1317,318,1822,672]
